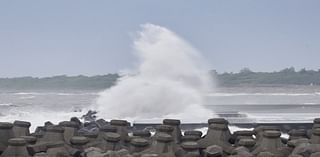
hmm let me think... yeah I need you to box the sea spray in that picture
[93,24,214,122]
[0,107,85,131]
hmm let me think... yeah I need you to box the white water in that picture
[93,24,214,123]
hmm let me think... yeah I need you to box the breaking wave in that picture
[93,23,214,123]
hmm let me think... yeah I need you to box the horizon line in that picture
[1,67,319,79]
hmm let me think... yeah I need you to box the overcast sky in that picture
[0,0,319,77]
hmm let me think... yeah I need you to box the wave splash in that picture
[93,24,214,122]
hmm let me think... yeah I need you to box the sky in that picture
[0,0,319,77]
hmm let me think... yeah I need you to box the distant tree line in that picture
[0,74,119,90]
[1,67,320,90]
[213,67,320,86]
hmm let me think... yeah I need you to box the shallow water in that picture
[0,86,319,130]
[205,86,320,123]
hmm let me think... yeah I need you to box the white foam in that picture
[0,108,85,131]
[92,23,214,122]
[56,93,97,96]
[303,102,318,105]
[13,92,39,95]
[13,92,97,96]
[19,96,36,99]
[248,113,317,123]
[207,92,317,97]
[195,126,254,135]
[0,103,12,106]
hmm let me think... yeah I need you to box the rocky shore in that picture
[0,118,320,157]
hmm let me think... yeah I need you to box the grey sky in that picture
[0,0,319,77]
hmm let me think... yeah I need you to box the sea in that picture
[0,85,320,131]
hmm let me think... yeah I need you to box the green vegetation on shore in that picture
[1,67,320,90]
[0,74,119,90]
[213,67,320,86]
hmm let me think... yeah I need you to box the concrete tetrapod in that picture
[70,136,89,152]
[197,122,234,155]
[111,120,130,146]
[310,128,320,144]
[184,131,202,138]
[179,142,200,157]
[288,129,307,141]
[129,138,149,155]
[143,132,176,157]
[182,131,202,143]
[101,132,123,152]
[203,145,223,157]
[46,141,69,157]
[97,125,117,142]
[12,120,31,138]
[237,138,256,151]
[0,138,31,157]
[163,119,182,144]
[38,125,65,143]
[59,121,79,145]
[132,130,152,140]
[252,130,287,157]
[0,122,14,153]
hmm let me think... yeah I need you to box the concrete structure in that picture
[0,122,14,154]
[12,120,31,138]
[0,138,30,157]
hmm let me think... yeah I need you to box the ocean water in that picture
[207,86,320,124]
[0,89,97,130]
[0,25,319,130]
[0,86,320,130]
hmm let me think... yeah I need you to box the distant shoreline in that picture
[213,67,320,86]
[1,68,320,90]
